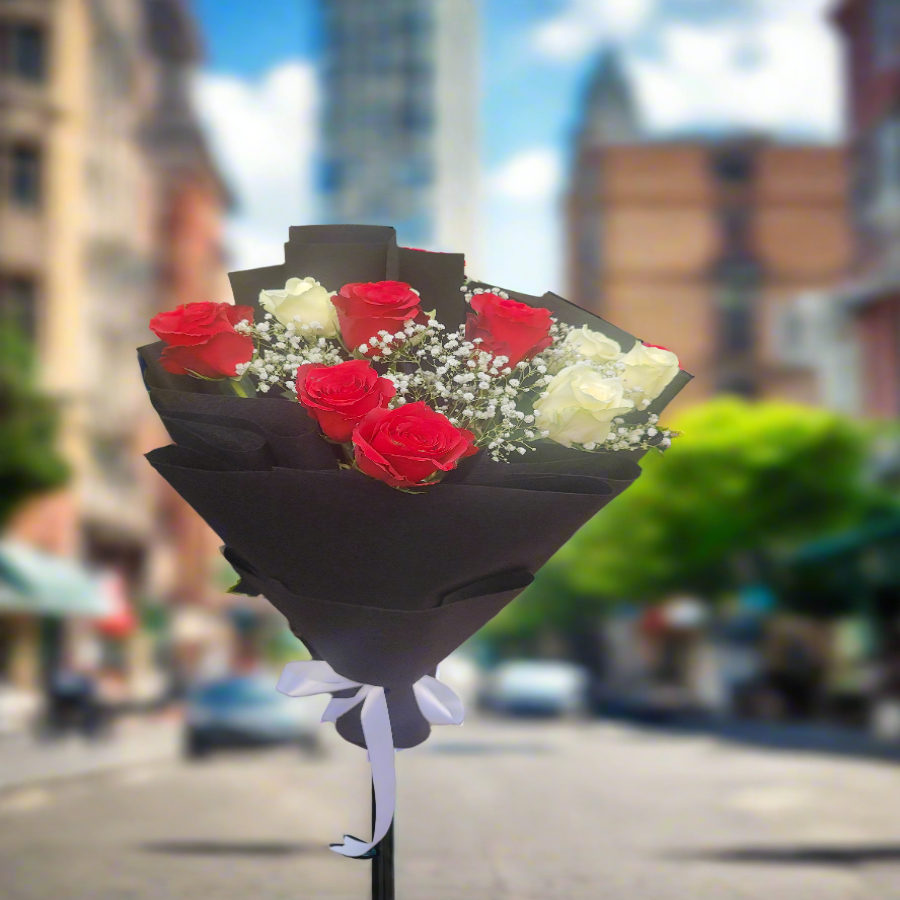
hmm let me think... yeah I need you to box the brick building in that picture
[0,0,229,703]
[566,53,853,413]
[828,0,900,417]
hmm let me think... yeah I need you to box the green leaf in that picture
[184,370,228,382]
[0,318,70,527]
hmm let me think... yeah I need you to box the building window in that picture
[319,159,343,193]
[715,262,760,355]
[0,21,47,82]
[719,302,754,353]
[875,114,900,180]
[399,97,431,131]
[0,273,38,337]
[717,375,757,398]
[719,206,751,249]
[399,157,431,187]
[873,0,900,68]
[712,148,754,184]
[853,113,900,241]
[874,113,900,215]
[8,143,41,206]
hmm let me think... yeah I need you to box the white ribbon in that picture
[276,660,464,858]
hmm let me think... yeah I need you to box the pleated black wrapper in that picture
[140,225,692,749]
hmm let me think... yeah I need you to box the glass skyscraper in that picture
[318,0,479,263]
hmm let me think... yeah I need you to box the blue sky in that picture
[193,0,842,295]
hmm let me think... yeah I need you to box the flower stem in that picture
[230,379,249,398]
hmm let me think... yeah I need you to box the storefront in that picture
[0,540,112,729]
[779,516,900,731]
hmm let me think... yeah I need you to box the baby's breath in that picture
[242,316,344,395]
[236,296,679,464]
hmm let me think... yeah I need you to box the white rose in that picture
[618,342,680,401]
[259,277,338,336]
[533,364,635,448]
[563,325,622,362]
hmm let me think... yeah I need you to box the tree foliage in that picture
[483,398,877,641]
[0,321,69,528]
[567,398,873,599]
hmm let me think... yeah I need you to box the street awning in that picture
[789,516,900,565]
[0,540,113,617]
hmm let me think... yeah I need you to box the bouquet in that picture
[139,225,690,857]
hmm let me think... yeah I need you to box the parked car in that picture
[184,674,325,759]
[479,661,588,717]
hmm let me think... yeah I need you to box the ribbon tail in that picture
[330,686,396,858]
[329,835,377,859]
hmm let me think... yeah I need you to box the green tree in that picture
[483,398,879,644]
[0,321,69,528]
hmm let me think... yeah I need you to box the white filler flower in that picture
[259,277,338,336]
[533,364,635,447]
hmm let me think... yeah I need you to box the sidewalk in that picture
[0,714,180,792]
[601,702,900,763]
[700,714,900,763]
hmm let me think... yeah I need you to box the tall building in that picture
[0,0,229,702]
[821,0,900,417]
[141,0,233,616]
[318,0,479,265]
[772,0,900,419]
[566,52,853,413]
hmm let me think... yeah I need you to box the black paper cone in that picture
[224,551,533,748]
[140,224,692,749]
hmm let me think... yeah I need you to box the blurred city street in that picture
[3,715,900,900]
[3,1,900,898]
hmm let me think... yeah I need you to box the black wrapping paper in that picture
[141,225,692,748]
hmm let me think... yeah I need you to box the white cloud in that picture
[483,150,563,293]
[481,198,561,295]
[631,17,843,139]
[193,61,318,271]
[533,0,656,61]
[531,0,843,140]
[756,0,837,17]
[490,148,562,203]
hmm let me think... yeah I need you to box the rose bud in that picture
[352,402,478,489]
[332,281,422,352]
[562,325,622,362]
[259,277,338,335]
[618,342,681,401]
[150,301,254,378]
[464,292,552,368]
[296,360,395,443]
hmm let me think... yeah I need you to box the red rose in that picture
[464,292,553,368]
[332,281,422,351]
[296,360,395,442]
[150,302,254,378]
[353,402,478,488]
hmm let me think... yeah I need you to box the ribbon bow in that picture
[276,660,464,858]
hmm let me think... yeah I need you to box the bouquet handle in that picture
[371,784,395,900]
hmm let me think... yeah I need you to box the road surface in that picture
[2,716,900,899]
